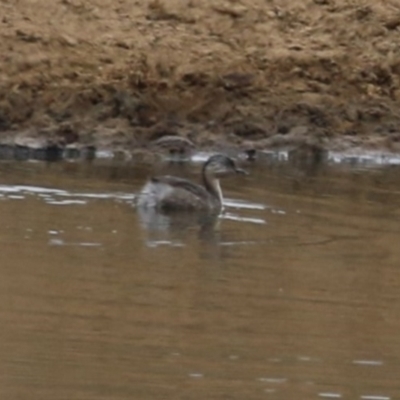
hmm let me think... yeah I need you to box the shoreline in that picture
[1,139,400,169]
[2,1,400,154]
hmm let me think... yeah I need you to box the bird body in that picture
[137,154,247,211]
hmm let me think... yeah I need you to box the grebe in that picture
[137,154,247,211]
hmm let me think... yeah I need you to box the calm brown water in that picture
[0,158,400,400]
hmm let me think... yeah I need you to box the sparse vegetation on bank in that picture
[1,0,400,152]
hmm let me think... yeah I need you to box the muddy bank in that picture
[2,0,400,154]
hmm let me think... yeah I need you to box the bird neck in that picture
[202,170,223,204]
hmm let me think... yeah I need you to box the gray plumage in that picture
[137,154,247,212]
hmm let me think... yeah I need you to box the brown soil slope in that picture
[1,0,400,151]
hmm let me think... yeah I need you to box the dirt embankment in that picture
[2,0,400,153]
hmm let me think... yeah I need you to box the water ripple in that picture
[352,359,384,366]
[318,393,342,399]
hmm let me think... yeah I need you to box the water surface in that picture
[0,158,400,400]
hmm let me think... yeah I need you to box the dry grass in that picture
[1,0,400,149]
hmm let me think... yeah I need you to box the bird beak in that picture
[235,167,248,175]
